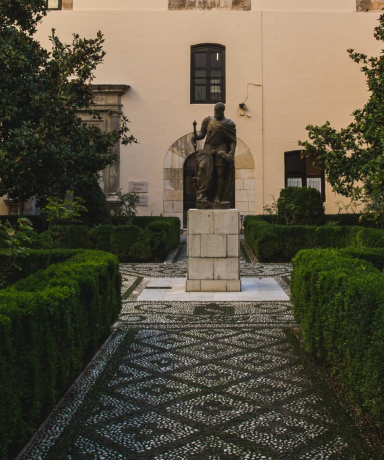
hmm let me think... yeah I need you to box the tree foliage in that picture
[299,15,384,223]
[0,217,33,288]
[0,0,136,202]
[113,190,139,225]
[41,192,87,267]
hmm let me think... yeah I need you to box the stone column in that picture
[186,209,241,292]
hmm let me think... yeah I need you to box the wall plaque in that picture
[129,181,148,193]
[168,0,251,10]
[137,195,148,206]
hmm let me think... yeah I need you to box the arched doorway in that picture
[163,133,255,228]
[183,152,235,227]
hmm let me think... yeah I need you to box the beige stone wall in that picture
[2,2,381,218]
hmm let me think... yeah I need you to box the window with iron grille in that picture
[46,0,62,10]
[191,44,225,104]
[285,151,325,201]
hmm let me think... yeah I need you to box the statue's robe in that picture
[196,116,236,202]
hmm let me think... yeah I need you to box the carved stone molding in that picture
[81,84,130,209]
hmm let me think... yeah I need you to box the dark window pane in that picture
[211,52,222,68]
[195,70,207,85]
[196,70,207,77]
[195,86,207,101]
[211,69,222,77]
[195,53,207,68]
[285,152,301,175]
[306,155,321,176]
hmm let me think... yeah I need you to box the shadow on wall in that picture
[168,0,251,11]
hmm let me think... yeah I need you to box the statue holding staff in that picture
[192,102,236,208]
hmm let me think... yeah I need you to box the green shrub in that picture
[74,179,112,226]
[32,218,180,263]
[148,218,180,251]
[0,216,47,233]
[244,216,346,262]
[95,224,115,252]
[129,229,154,261]
[277,187,325,225]
[339,247,384,270]
[322,214,373,227]
[0,250,121,459]
[112,225,142,261]
[0,249,80,285]
[347,227,384,249]
[0,230,8,248]
[291,248,384,428]
[130,216,165,229]
[64,225,90,249]
[244,215,384,262]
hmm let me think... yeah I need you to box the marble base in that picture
[187,209,240,292]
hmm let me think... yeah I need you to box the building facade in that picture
[2,0,383,226]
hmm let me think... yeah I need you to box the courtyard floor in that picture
[18,237,383,459]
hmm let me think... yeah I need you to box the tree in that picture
[0,0,136,202]
[41,192,86,268]
[299,15,384,224]
[113,190,139,225]
[0,217,33,288]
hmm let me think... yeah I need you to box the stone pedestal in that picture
[186,209,241,292]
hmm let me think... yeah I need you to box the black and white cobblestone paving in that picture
[19,238,379,459]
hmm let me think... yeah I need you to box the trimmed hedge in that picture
[34,217,180,262]
[0,250,121,460]
[112,225,142,261]
[244,217,346,262]
[291,248,384,428]
[0,249,80,285]
[244,216,384,262]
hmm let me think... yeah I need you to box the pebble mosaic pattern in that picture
[20,297,374,459]
[19,240,381,459]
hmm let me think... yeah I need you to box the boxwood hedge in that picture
[291,248,384,429]
[244,216,384,262]
[20,217,180,262]
[0,250,121,460]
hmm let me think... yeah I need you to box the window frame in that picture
[46,0,62,10]
[190,44,226,104]
[284,150,326,201]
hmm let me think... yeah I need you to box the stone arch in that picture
[163,133,255,225]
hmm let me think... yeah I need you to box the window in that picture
[285,151,325,200]
[46,0,62,9]
[191,44,225,104]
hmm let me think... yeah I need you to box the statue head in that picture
[214,102,225,120]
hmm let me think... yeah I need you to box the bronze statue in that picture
[191,102,236,209]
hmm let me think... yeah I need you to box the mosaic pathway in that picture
[18,239,381,459]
